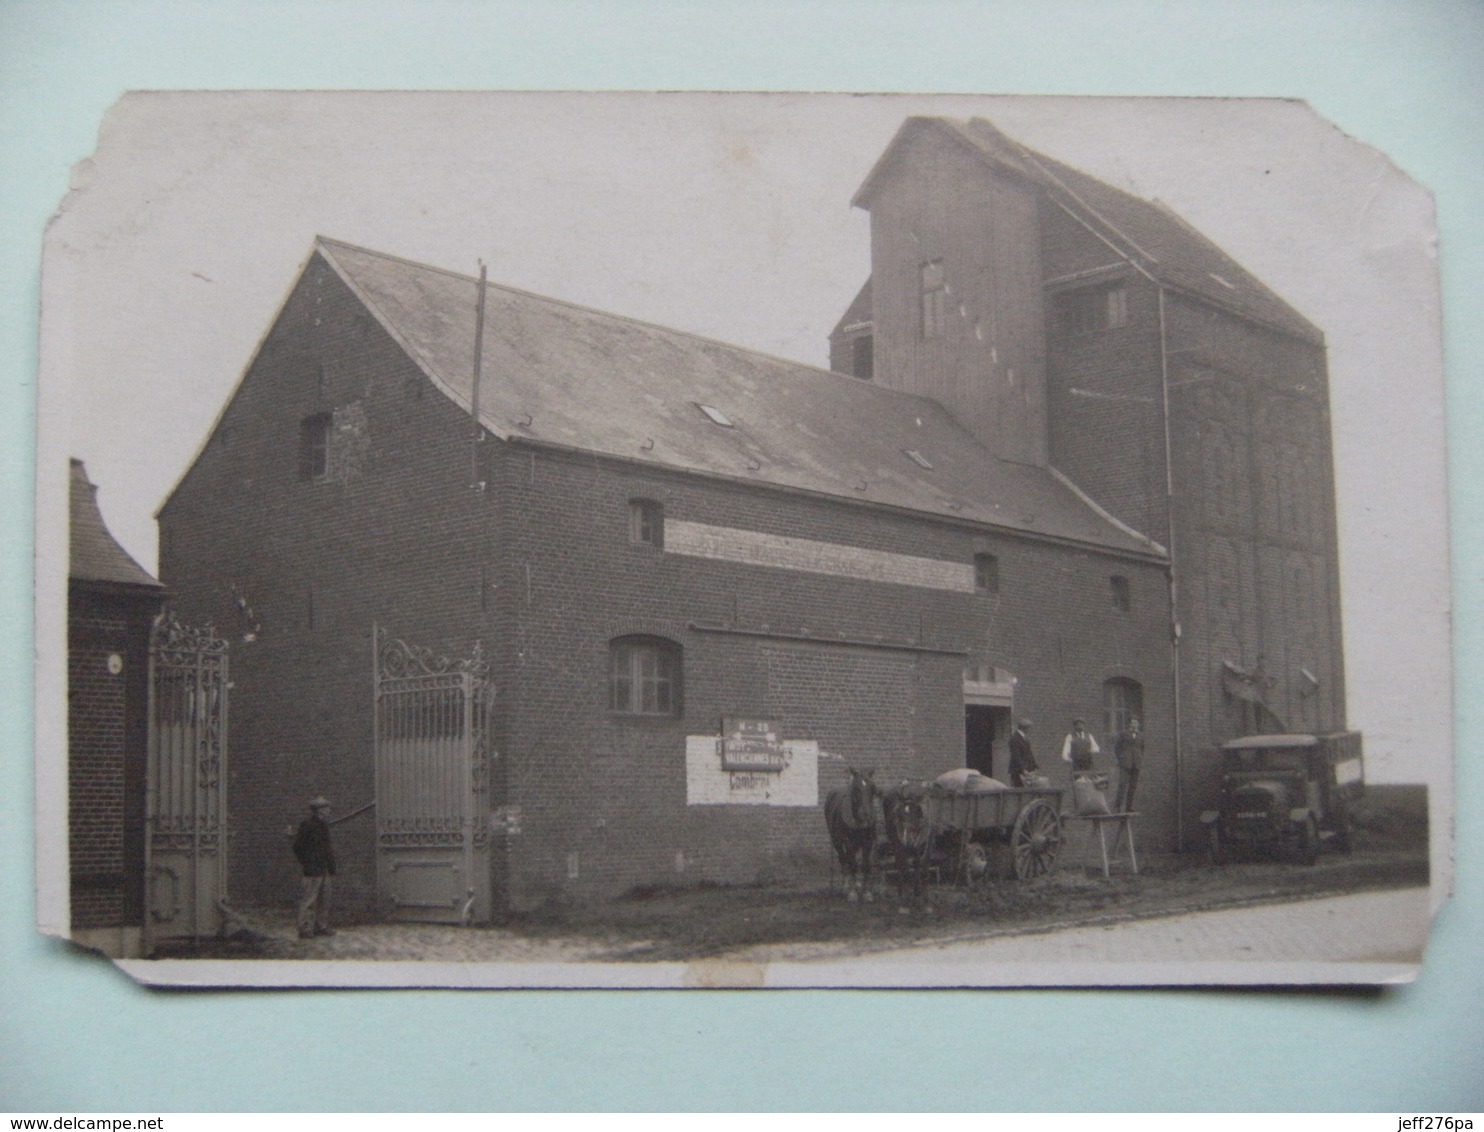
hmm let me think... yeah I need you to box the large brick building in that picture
[834,118,1345,833]
[156,117,1345,917]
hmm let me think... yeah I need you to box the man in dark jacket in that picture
[293,796,336,939]
[1114,717,1144,812]
[1008,719,1038,788]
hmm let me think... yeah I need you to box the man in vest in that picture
[1060,718,1100,776]
[293,796,337,939]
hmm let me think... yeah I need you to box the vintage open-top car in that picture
[1201,731,1364,865]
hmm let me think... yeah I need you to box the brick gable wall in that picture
[159,254,503,913]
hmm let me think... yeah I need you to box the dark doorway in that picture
[965,705,1010,778]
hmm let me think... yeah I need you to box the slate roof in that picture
[316,238,1163,558]
[854,116,1323,345]
[70,459,163,589]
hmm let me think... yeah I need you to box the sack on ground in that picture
[1073,776,1112,816]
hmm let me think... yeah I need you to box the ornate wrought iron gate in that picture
[145,616,229,947]
[373,628,493,923]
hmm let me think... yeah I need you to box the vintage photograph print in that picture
[36,92,1447,988]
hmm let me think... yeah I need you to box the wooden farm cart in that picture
[922,784,1065,885]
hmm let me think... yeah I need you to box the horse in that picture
[824,768,880,903]
[882,781,934,916]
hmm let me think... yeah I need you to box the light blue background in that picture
[2,0,1480,1112]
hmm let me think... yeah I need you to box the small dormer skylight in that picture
[694,403,735,427]
[903,449,934,470]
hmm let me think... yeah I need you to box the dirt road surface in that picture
[749,886,1429,986]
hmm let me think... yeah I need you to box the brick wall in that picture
[863,126,1049,466]
[1162,292,1344,835]
[68,587,157,930]
[1038,207,1344,846]
[488,440,1175,906]
[1039,206,1170,545]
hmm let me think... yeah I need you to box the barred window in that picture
[609,636,681,717]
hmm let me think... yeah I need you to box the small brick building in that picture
[69,459,165,955]
[156,117,1346,917]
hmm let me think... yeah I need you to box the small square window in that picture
[1110,575,1131,612]
[974,553,999,594]
[629,499,664,548]
[299,413,331,480]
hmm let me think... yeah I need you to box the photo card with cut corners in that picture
[36,91,1448,989]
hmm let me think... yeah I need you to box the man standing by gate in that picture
[293,796,336,939]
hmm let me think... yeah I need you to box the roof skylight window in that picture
[694,403,735,428]
[904,449,934,470]
[1209,272,1237,290]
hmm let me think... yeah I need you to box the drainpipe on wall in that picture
[1157,287,1185,850]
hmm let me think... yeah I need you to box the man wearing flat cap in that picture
[292,796,336,939]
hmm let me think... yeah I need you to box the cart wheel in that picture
[1011,799,1062,880]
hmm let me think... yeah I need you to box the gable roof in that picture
[316,238,1163,559]
[71,459,163,589]
[853,116,1323,345]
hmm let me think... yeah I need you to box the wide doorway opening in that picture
[965,704,1012,778]
[963,663,1015,780]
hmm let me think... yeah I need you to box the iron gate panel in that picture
[374,629,493,923]
[145,616,229,946]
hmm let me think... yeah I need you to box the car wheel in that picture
[1297,815,1320,866]
[1206,825,1228,866]
[1333,812,1354,855]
